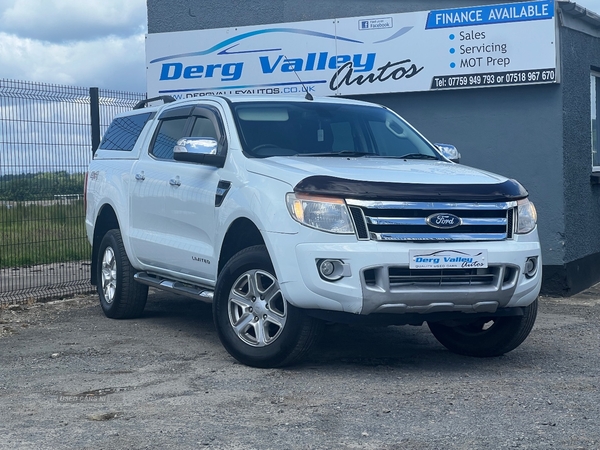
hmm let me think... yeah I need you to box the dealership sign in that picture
[146,0,557,98]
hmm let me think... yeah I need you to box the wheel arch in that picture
[91,204,120,286]
[218,217,265,276]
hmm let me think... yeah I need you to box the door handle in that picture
[135,173,145,181]
[169,178,181,187]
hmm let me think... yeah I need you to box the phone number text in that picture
[431,69,556,90]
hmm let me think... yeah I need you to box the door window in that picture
[191,116,218,140]
[149,117,189,160]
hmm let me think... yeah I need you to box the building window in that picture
[593,72,600,171]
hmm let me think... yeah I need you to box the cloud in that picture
[0,0,147,92]
[0,0,146,43]
[0,32,146,92]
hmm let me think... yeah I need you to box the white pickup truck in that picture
[85,94,541,367]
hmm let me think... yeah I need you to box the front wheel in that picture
[427,298,538,357]
[213,245,322,368]
[96,229,148,319]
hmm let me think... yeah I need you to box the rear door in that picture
[129,106,194,270]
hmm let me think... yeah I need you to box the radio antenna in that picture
[284,56,313,101]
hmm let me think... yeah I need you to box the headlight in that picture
[516,198,537,234]
[286,193,354,234]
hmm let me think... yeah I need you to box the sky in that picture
[567,0,600,14]
[0,0,147,93]
[0,0,600,94]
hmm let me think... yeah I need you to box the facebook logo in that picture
[358,18,393,30]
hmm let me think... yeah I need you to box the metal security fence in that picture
[0,79,145,305]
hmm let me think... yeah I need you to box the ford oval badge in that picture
[426,213,462,229]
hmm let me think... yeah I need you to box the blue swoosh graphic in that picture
[414,250,483,257]
[149,28,363,64]
[218,44,282,55]
[373,26,413,44]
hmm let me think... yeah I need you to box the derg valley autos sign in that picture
[146,0,557,98]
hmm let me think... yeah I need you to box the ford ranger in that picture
[85,94,541,367]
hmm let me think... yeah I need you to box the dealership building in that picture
[146,0,600,296]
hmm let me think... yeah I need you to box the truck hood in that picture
[245,156,528,202]
[247,156,506,185]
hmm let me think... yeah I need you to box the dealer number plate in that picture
[409,249,488,269]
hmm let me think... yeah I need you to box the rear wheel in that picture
[428,298,538,357]
[213,245,322,368]
[96,229,148,319]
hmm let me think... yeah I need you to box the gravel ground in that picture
[0,287,599,450]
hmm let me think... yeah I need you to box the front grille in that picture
[349,206,369,240]
[346,200,516,242]
[363,265,519,291]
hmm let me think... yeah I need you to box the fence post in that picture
[90,87,100,154]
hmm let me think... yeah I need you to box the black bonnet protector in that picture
[294,176,528,202]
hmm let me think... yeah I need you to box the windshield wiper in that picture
[297,151,371,157]
[398,153,440,160]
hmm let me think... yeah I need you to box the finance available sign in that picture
[145,0,557,98]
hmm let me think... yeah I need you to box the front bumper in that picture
[268,230,542,315]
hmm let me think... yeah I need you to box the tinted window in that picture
[98,113,152,151]
[232,102,439,159]
[330,122,357,152]
[368,121,420,156]
[150,117,189,160]
[190,117,218,139]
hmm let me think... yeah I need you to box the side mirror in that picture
[435,143,461,163]
[173,137,225,167]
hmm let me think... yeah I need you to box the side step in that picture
[134,272,214,303]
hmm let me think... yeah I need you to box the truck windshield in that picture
[231,101,440,160]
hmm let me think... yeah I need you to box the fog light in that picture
[317,259,345,282]
[524,257,538,279]
[320,260,335,276]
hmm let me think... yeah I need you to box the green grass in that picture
[0,200,91,268]
[0,171,85,202]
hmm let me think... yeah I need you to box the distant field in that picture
[0,200,90,268]
[0,172,84,202]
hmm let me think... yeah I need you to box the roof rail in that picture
[133,95,176,110]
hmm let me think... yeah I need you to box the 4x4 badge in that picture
[426,213,462,229]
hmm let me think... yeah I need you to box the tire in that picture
[96,229,148,319]
[427,298,538,357]
[213,245,322,368]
